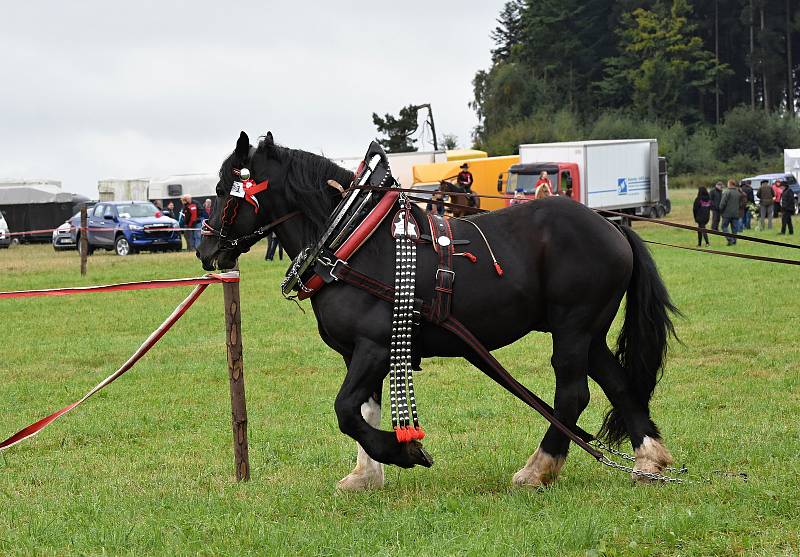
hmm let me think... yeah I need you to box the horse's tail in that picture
[598,225,680,445]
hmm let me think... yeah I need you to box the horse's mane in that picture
[244,139,355,244]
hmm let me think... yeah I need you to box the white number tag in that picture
[230,181,245,198]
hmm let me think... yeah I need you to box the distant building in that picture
[0,179,90,242]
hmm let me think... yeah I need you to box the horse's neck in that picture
[274,216,307,260]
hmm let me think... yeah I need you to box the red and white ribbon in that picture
[0,271,239,451]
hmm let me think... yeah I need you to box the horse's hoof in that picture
[512,447,564,487]
[406,440,434,468]
[632,436,673,483]
[336,471,384,492]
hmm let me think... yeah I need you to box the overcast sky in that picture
[0,1,505,198]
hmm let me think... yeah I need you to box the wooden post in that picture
[79,206,88,276]
[223,271,250,481]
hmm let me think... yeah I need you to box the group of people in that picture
[693,178,796,246]
[155,195,214,251]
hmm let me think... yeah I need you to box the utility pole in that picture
[412,104,438,151]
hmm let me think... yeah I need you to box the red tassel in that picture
[463,252,477,263]
[494,262,504,277]
[410,426,426,440]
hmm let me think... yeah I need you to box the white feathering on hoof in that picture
[338,398,384,491]
[512,447,565,487]
[632,436,674,482]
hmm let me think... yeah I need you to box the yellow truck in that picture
[412,154,520,211]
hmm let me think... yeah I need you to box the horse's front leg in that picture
[337,393,385,491]
[334,338,433,491]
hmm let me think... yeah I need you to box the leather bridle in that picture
[201,147,301,252]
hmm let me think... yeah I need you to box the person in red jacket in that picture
[180,194,200,251]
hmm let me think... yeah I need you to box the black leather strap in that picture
[427,213,455,324]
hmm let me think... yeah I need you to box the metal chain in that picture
[591,439,688,474]
[598,455,686,484]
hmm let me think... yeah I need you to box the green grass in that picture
[0,190,798,556]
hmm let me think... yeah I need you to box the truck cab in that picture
[500,162,580,204]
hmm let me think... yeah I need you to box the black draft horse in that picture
[198,132,678,491]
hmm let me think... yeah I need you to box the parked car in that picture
[79,201,181,256]
[52,212,79,251]
[0,211,10,248]
[740,173,800,214]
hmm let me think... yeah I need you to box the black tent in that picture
[0,184,91,243]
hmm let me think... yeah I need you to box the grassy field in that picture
[0,189,798,556]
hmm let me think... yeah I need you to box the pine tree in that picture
[372,105,421,153]
[490,0,525,62]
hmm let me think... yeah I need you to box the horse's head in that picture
[197,130,354,271]
[197,131,288,271]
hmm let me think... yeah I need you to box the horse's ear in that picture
[264,131,274,146]
[235,131,249,159]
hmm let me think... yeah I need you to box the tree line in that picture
[472,0,800,176]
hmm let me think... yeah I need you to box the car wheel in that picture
[656,205,666,218]
[115,235,132,256]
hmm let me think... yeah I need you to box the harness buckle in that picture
[435,268,455,283]
[315,254,348,284]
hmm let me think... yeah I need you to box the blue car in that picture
[79,201,182,256]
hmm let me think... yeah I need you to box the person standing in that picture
[756,179,774,230]
[740,180,754,230]
[772,180,783,219]
[180,194,200,251]
[780,182,796,234]
[719,179,743,245]
[692,186,712,246]
[265,232,284,261]
[710,181,724,231]
[426,189,445,215]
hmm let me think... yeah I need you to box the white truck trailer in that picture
[97,179,149,202]
[147,173,218,207]
[507,139,670,218]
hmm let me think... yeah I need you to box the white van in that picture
[0,211,11,248]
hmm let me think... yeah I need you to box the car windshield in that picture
[116,204,159,219]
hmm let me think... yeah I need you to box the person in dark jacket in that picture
[692,186,712,246]
[710,181,723,231]
[719,179,743,245]
[740,181,754,230]
[426,190,445,216]
[756,179,774,230]
[780,183,795,235]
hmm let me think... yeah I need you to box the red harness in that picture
[297,190,400,299]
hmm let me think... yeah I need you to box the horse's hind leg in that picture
[588,338,673,481]
[513,330,591,487]
[334,338,433,491]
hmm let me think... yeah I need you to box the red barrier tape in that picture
[0,272,239,299]
[0,271,238,451]
[6,227,201,237]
